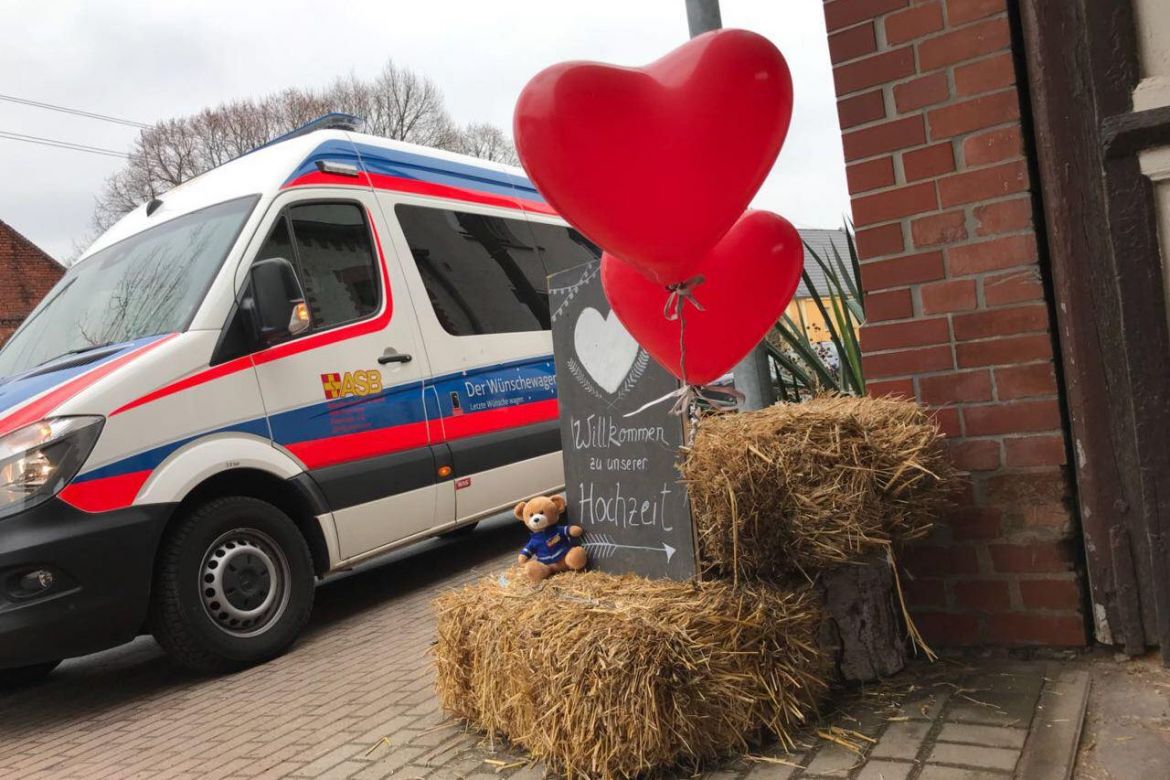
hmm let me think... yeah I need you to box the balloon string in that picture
[621,275,740,436]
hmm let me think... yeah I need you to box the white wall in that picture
[1134,0,1170,328]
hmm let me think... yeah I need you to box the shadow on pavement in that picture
[0,514,522,728]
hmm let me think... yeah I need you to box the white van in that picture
[0,115,596,678]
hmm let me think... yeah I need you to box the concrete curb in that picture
[1013,663,1092,780]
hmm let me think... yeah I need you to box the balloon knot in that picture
[663,275,706,321]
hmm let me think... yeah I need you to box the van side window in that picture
[287,203,379,330]
[396,205,598,336]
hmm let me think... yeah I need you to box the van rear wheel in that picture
[150,496,314,674]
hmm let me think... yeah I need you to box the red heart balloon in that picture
[602,210,803,386]
[515,29,793,285]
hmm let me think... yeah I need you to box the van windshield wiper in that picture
[35,342,117,368]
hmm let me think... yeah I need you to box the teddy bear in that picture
[514,495,588,583]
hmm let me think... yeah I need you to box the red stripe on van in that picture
[441,398,560,442]
[286,420,430,470]
[112,211,394,417]
[58,469,152,513]
[283,171,556,216]
[0,335,177,437]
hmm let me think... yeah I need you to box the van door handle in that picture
[378,350,412,365]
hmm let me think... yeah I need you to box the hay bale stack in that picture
[434,570,829,779]
[682,395,954,581]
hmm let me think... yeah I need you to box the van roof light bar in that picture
[248,113,365,154]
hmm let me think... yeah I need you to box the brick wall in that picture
[0,221,63,346]
[823,0,1086,646]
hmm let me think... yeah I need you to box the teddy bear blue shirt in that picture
[521,523,577,565]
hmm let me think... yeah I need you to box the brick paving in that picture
[0,518,1067,779]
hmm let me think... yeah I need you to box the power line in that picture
[0,93,150,129]
[0,130,130,159]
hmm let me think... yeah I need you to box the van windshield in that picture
[0,196,257,379]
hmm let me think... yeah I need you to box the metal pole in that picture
[685,0,722,36]
[685,0,776,410]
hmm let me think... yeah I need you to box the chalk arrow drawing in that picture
[584,534,677,563]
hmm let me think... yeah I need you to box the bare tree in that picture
[455,122,520,166]
[93,60,518,232]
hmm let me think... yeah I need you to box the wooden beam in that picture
[1017,0,1170,661]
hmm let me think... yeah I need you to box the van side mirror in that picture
[250,257,310,344]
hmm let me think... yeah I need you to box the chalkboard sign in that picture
[549,260,697,580]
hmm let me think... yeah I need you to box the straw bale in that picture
[681,395,955,581]
[434,570,828,779]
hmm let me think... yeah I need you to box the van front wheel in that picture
[150,496,315,674]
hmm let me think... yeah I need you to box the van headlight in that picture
[0,417,104,518]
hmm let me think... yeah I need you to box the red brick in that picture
[983,269,1044,305]
[853,182,939,226]
[862,317,951,351]
[964,399,1062,435]
[953,580,1012,611]
[885,1,943,45]
[1019,579,1080,610]
[952,303,1048,340]
[974,197,1032,236]
[948,234,1038,275]
[865,288,915,321]
[847,156,897,194]
[958,334,1053,367]
[860,250,946,289]
[950,506,1003,540]
[838,90,887,129]
[929,90,1020,139]
[955,52,1016,97]
[904,143,956,181]
[948,438,1001,470]
[868,377,916,398]
[920,369,992,404]
[913,611,982,644]
[930,405,963,437]
[987,613,1086,646]
[903,576,948,608]
[894,72,951,113]
[964,125,1024,165]
[1022,504,1076,532]
[829,22,878,64]
[825,0,911,32]
[983,470,1070,507]
[919,17,1012,71]
[864,344,954,378]
[0,222,64,347]
[921,278,977,313]
[989,541,1074,573]
[844,115,927,162]
[995,363,1058,400]
[904,544,981,577]
[912,211,969,249]
[1005,435,1067,467]
[947,0,1007,25]
[856,223,906,258]
[939,160,1030,207]
[835,47,917,95]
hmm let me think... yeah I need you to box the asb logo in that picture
[321,370,383,400]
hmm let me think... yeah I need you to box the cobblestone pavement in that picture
[0,517,1082,779]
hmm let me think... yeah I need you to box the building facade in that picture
[824,0,1170,657]
[0,221,63,345]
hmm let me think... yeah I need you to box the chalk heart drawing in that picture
[574,307,640,394]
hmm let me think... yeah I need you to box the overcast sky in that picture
[0,0,849,262]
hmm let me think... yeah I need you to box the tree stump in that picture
[816,554,908,683]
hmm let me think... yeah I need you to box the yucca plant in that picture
[766,224,865,400]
